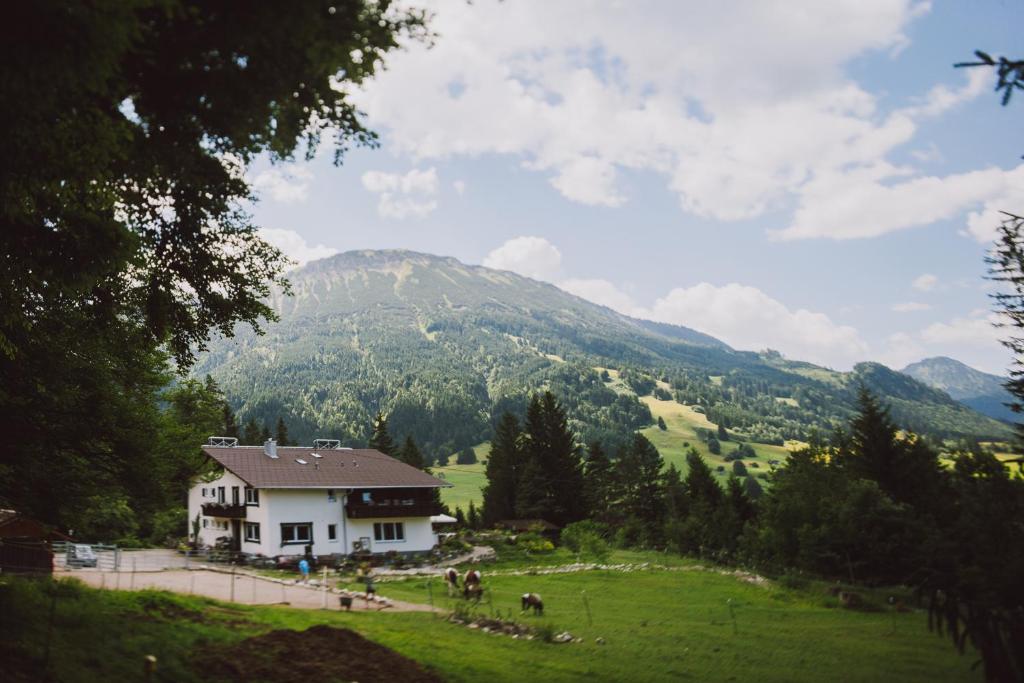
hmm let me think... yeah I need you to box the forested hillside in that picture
[194,250,1011,460]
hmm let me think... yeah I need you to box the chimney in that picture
[264,439,278,458]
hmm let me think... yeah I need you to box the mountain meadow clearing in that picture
[4,547,980,683]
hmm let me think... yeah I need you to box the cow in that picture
[521,593,544,616]
[463,569,483,601]
[443,567,459,596]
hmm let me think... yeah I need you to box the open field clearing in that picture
[4,548,981,683]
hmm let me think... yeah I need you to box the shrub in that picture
[518,531,555,554]
[561,521,611,562]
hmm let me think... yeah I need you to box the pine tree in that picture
[259,424,271,444]
[517,392,584,526]
[467,500,481,530]
[456,446,478,465]
[241,417,262,446]
[368,411,396,456]
[717,423,729,441]
[743,475,764,500]
[616,433,664,532]
[454,506,467,528]
[222,403,239,439]
[275,416,290,447]
[662,463,688,520]
[482,412,523,526]
[582,441,613,520]
[398,435,425,469]
[657,416,667,430]
[684,449,722,510]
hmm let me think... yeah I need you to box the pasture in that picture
[369,552,978,682]
[3,547,982,682]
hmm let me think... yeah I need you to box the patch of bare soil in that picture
[195,624,443,683]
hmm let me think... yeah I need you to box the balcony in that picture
[346,501,441,519]
[201,502,247,519]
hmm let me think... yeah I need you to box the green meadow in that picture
[3,548,981,683]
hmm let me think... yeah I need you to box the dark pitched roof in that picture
[201,446,450,489]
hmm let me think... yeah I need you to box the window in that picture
[202,518,208,528]
[245,487,259,506]
[328,524,337,541]
[217,486,225,503]
[280,523,313,545]
[231,486,240,505]
[201,487,207,497]
[373,522,405,543]
[244,522,261,543]
[327,488,336,502]
[362,491,372,504]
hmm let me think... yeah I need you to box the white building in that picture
[187,438,449,557]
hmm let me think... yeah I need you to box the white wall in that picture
[188,480,439,556]
[262,489,347,557]
[347,516,437,555]
[187,469,252,550]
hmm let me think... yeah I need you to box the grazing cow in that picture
[464,582,484,601]
[521,593,543,615]
[444,567,459,596]
[462,569,483,601]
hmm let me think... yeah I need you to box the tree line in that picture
[476,388,1023,681]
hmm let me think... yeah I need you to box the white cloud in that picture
[633,282,869,368]
[257,228,338,267]
[775,163,1024,241]
[352,0,1004,238]
[879,310,1009,374]
[361,167,439,219]
[251,166,314,203]
[559,278,635,313]
[912,273,938,291]
[891,301,931,312]
[453,180,466,195]
[482,236,562,281]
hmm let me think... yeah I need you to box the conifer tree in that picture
[616,433,664,530]
[467,500,481,530]
[275,416,290,447]
[582,441,614,520]
[241,417,262,446]
[517,392,584,526]
[222,403,239,439]
[398,435,425,469]
[454,506,467,528]
[368,411,396,456]
[482,412,523,526]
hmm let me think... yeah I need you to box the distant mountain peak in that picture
[901,356,1015,424]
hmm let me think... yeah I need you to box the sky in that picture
[247,0,1022,375]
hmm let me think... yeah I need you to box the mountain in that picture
[901,357,1016,424]
[194,250,1012,458]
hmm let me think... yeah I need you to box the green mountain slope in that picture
[902,356,1015,424]
[194,250,1012,459]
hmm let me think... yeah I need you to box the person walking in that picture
[298,557,310,584]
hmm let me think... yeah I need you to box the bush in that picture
[707,437,721,455]
[518,531,555,554]
[561,521,611,562]
[732,461,748,476]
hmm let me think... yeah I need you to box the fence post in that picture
[251,575,256,605]
[582,590,593,626]
[230,564,236,603]
[189,570,195,596]
[130,558,136,590]
[321,567,328,609]
[428,578,434,618]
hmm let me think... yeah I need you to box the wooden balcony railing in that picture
[201,502,247,519]
[345,501,441,519]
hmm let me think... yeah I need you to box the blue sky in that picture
[247,0,1022,375]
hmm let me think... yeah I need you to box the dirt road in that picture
[61,568,438,613]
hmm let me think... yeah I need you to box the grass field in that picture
[435,442,490,511]
[3,548,981,682]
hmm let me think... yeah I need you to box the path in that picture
[61,568,439,613]
[374,545,496,576]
